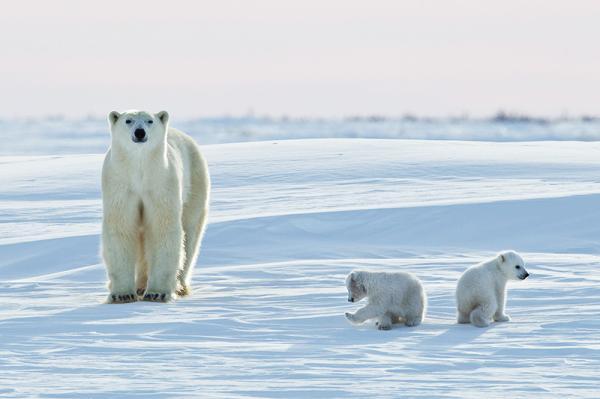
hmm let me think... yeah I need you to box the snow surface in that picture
[1,138,599,398]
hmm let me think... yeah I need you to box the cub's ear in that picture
[349,272,355,282]
[498,253,506,263]
[108,111,121,125]
[156,110,169,124]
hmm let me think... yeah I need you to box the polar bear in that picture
[456,250,529,327]
[101,110,210,303]
[344,270,427,330]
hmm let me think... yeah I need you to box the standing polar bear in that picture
[456,250,529,327]
[345,271,427,330]
[102,110,210,303]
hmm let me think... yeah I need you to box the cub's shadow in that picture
[418,322,493,348]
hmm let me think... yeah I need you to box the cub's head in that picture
[346,271,367,302]
[497,250,529,280]
[108,110,169,147]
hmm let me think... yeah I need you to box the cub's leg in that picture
[376,313,393,330]
[345,304,382,324]
[404,301,425,327]
[404,314,423,327]
[457,310,471,324]
[493,287,511,322]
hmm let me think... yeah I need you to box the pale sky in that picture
[1,0,599,118]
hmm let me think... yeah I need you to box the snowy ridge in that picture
[4,117,600,155]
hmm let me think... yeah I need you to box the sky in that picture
[0,0,599,118]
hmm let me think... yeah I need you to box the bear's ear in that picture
[349,272,356,282]
[108,111,121,125]
[156,110,169,125]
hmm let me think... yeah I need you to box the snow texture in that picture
[1,137,599,398]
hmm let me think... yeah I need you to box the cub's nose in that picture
[522,272,530,279]
[134,128,146,140]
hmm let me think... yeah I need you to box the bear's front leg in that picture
[142,200,184,302]
[345,304,382,324]
[376,313,393,330]
[494,313,511,322]
[102,216,138,304]
[493,286,511,322]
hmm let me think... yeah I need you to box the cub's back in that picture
[456,263,495,308]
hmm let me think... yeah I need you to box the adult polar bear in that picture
[102,110,210,303]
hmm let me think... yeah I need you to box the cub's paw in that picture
[376,322,392,331]
[457,313,470,324]
[345,312,357,323]
[142,292,171,303]
[404,318,421,327]
[107,293,137,304]
[494,314,511,322]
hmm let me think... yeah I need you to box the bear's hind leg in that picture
[136,261,148,297]
[470,303,496,328]
[404,315,422,327]
[457,310,470,324]
[177,206,208,296]
[376,313,393,330]
[135,229,148,297]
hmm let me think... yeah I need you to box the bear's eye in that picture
[515,265,521,269]
[125,119,132,124]
[147,120,153,124]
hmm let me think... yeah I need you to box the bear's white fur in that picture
[101,110,210,303]
[456,250,529,327]
[344,270,427,330]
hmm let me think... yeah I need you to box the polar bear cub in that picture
[345,270,427,330]
[102,110,210,303]
[456,250,529,327]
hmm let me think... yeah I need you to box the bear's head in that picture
[497,250,529,280]
[346,271,367,302]
[107,110,169,148]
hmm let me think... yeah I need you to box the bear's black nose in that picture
[134,128,146,139]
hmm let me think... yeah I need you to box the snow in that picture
[4,116,600,155]
[1,138,599,397]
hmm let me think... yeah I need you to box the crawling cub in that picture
[345,270,427,330]
[456,250,530,327]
